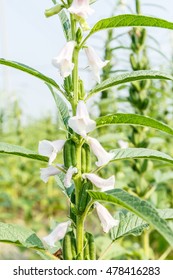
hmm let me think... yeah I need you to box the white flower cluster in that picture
[40,1,119,247]
[52,0,109,82]
[39,101,119,246]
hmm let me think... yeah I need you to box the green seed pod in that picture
[76,27,83,44]
[81,143,91,173]
[63,139,77,168]
[141,98,149,110]
[136,0,141,14]
[45,4,63,18]
[78,181,93,213]
[139,29,147,46]
[84,234,90,260]
[130,54,138,70]
[85,232,96,260]
[78,79,85,100]
[63,232,73,260]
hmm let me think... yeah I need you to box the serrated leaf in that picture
[0,142,48,162]
[46,84,70,129]
[0,222,44,249]
[0,58,60,90]
[88,189,173,246]
[96,113,173,136]
[85,14,173,41]
[111,148,173,165]
[111,209,173,241]
[87,70,173,98]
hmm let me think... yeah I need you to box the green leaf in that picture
[96,113,173,136]
[111,209,173,241]
[84,14,173,42]
[0,222,44,249]
[0,142,48,162]
[111,148,173,165]
[0,58,60,91]
[46,84,70,129]
[88,70,173,98]
[88,189,173,246]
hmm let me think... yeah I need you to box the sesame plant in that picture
[1,0,173,260]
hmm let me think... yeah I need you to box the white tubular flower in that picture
[85,46,109,83]
[64,166,78,188]
[68,0,94,19]
[52,41,76,78]
[38,140,65,165]
[87,137,114,166]
[95,202,119,233]
[83,173,115,191]
[43,221,71,247]
[68,101,96,137]
[118,140,129,149]
[40,166,61,183]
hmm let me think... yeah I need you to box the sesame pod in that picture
[81,143,91,173]
[63,231,77,260]
[86,232,96,260]
[81,145,87,173]
[136,0,141,14]
[63,232,73,260]
[70,231,77,259]
[139,29,147,46]
[78,181,93,213]
[84,234,90,260]
[63,139,77,168]
[130,54,138,70]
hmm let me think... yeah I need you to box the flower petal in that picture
[83,173,115,191]
[85,46,109,83]
[40,166,61,183]
[95,202,119,233]
[64,166,78,188]
[68,101,96,137]
[118,140,129,149]
[52,41,76,78]
[68,0,94,19]
[38,140,65,165]
[43,221,71,247]
[87,137,114,166]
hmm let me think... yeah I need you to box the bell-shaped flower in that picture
[87,137,115,166]
[83,173,115,191]
[118,140,129,149]
[38,140,65,165]
[43,221,71,247]
[64,166,78,188]
[85,46,109,83]
[52,41,76,78]
[40,166,61,183]
[95,202,119,233]
[68,0,94,19]
[68,100,96,138]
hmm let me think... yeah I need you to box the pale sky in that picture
[0,0,173,121]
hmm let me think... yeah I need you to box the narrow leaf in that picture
[0,142,48,162]
[86,14,173,40]
[0,58,60,90]
[88,189,173,246]
[111,148,173,165]
[88,70,173,97]
[96,113,173,136]
[0,222,44,249]
[111,209,173,241]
